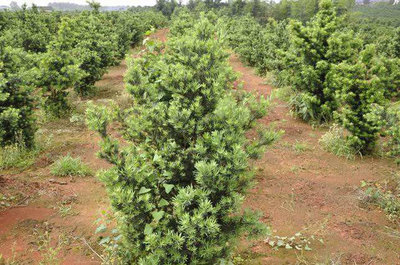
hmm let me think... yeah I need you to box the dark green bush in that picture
[328,45,387,153]
[287,0,362,122]
[87,15,279,264]
[71,13,116,96]
[0,45,36,148]
[37,17,83,117]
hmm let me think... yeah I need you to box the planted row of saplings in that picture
[222,0,400,158]
[0,9,166,151]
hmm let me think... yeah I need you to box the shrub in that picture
[289,91,323,122]
[230,16,264,67]
[367,54,400,99]
[87,15,278,264]
[70,11,165,97]
[221,16,290,79]
[11,7,53,53]
[1,8,166,145]
[105,13,137,60]
[0,45,36,148]
[370,103,400,157]
[391,27,400,58]
[385,108,400,157]
[328,45,387,153]
[72,14,116,96]
[286,0,362,122]
[169,9,196,37]
[50,155,92,177]
[38,18,83,117]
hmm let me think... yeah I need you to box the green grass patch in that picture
[360,173,400,223]
[0,145,38,170]
[293,141,312,153]
[273,86,292,102]
[319,124,358,160]
[0,132,52,170]
[50,155,92,177]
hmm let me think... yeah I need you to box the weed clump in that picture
[319,124,359,159]
[0,145,37,170]
[50,155,92,177]
[360,173,400,223]
[0,132,52,170]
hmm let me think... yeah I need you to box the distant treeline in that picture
[1,1,155,12]
[48,2,129,11]
[156,0,356,22]
[154,0,400,24]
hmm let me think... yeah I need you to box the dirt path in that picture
[230,54,400,264]
[0,29,169,265]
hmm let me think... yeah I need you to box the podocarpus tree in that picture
[87,15,278,264]
[391,27,400,58]
[229,16,265,67]
[12,6,54,53]
[0,46,36,147]
[105,13,137,61]
[72,13,115,96]
[328,45,387,153]
[369,105,400,157]
[38,17,83,117]
[370,56,400,99]
[287,0,362,122]
[169,9,196,37]
[385,108,400,157]
[222,16,290,79]
[384,27,400,98]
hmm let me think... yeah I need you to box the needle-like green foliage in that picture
[328,45,387,153]
[287,0,362,122]
[87,13,279,264]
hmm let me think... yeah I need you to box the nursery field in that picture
[1,1,400,264]
[1,28,399,265]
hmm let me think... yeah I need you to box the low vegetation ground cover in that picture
[50,155,92,177]
[360,172,400,223]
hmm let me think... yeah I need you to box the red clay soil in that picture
[230,54,400,264]
[1,29,399,265]
[150,28,169,43]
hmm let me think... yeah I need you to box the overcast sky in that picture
[1,0,157,6]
